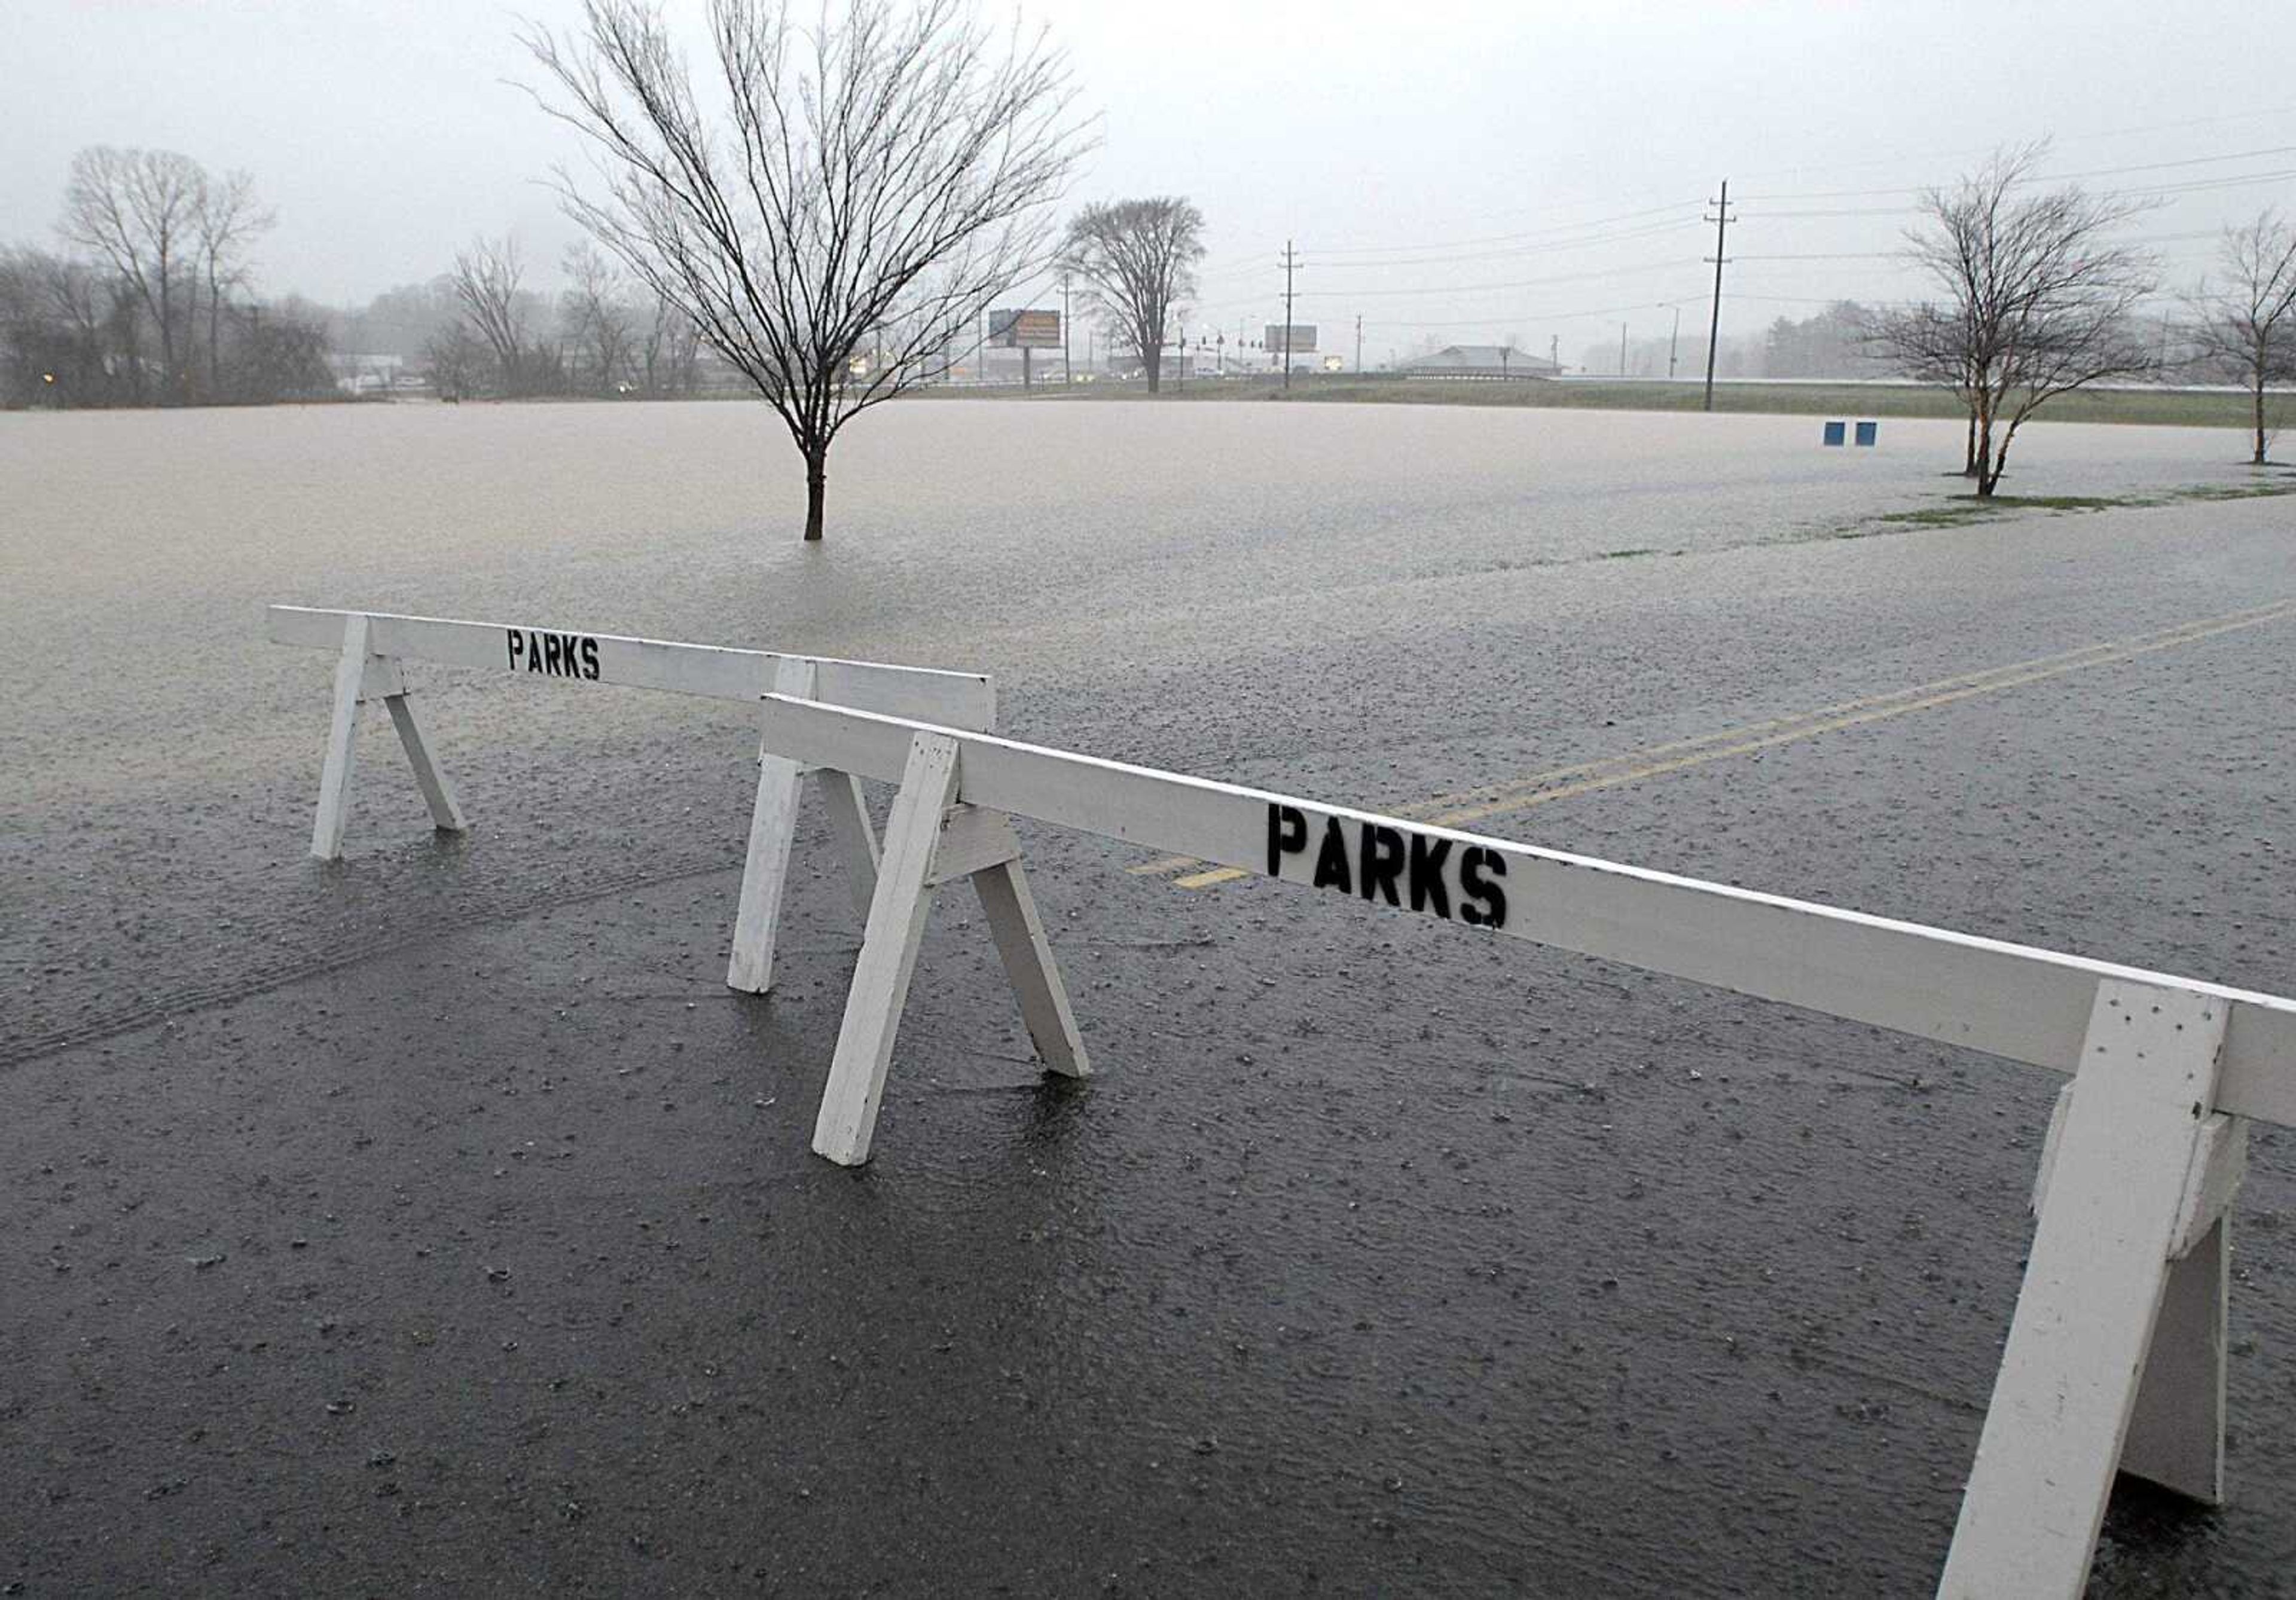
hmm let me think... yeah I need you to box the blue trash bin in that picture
[1854,420,1879,447]
[1822,420,1846,447]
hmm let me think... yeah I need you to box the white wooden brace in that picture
[813,732,965,1166]
[926,804,1022,887]
[811,749,1088,1165]
[1940,981,2230,1597]
[2026,1079,2248,1511]
[726,657,819,994]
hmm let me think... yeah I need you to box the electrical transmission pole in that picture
[1280,240,1300,392]
[1702,179,1733,413]
[1355,313,1363,375]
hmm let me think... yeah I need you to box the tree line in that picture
[1,147,333,408]
[409,236,702,401]
[1871,142,2294,488]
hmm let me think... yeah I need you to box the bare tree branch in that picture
[1868,142,2161,495]
[59,146,208,403]
[520,0,1091,541]
[449,234,532,396]
[2187,210,2296,466]
[1057,197,1204,394]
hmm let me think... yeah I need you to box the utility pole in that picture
[1703,179,1733,413]
[1549,334,1559,371]
[1666,304,1681,379]
[1280,240,1300,392]
[1619,320,1629,377]
[1176,320,1184,390]
[1354,313,1363,375]
[1061,271,1072,385]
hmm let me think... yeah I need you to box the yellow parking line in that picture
[1154,596,2296,890]
[1126,854,1204,876]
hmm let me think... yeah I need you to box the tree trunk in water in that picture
[2256,378,2269,466]
[1973,414,1999,497]
[1964,408,1980,475]
[804,451,826,542]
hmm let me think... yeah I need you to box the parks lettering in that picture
[1266,803,1507,929]
[505,629,601,680]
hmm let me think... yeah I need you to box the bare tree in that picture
[422,325,488,402]
[449,234,532,396]
[60,146,209,402]
[2188,211,2296,467]
[560,240,635,392]
[521,0,1088,540]
[1058,198,1203,394]
[1871,143,2160,496]
[639,292,701,395]
[193,169,275,400]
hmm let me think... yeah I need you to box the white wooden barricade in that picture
[267,606,995,996]
[750,692,2296,1600]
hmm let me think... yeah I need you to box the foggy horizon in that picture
[8,0,2294,369]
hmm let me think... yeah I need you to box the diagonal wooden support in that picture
[310,621,468,857]
[728,658,819,994]
[310,613,371,860]
[2033,1083,2249,1506]
[380,677,466,834]
[1940,978,2231,1599]
[813,767,881,921]
[924,804,1089,1077]
[973,853,1089,1079]
[813,731,962,1165]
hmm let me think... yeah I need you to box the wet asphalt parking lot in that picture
[3,399,2295,1595]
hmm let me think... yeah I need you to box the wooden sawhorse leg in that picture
[310,615,466,860]
[1939,979,2246,1597]
[726,658,885,994]
[810,731,1089,1166]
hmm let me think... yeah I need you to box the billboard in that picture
[1265,323,1318,354]
[990,309,1062,349]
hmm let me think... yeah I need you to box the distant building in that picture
[326,353,407,395]
[1396,344,1560,380]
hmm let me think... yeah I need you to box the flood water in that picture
[0,396,2264,787]
[4,398,2293,1596]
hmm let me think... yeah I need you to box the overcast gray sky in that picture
[8,1,2294,366]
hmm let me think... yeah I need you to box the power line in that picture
[1234,259,1691,303]
[1358,294,1710,330]
[1732,112,2296,193]
[1738,142,2296,202]
[1311,200,1702,256]
[1303,219,1703,271]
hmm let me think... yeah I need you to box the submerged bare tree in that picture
[1058,197,1203,394]
[449,235,533,396]
[1871,143,2160,496]
[523,0,1088,541]
[193,170,274,400]
[60,146,207,402]
[560,240,636,392]
[2188,211,2296,466]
